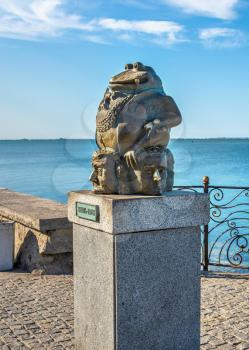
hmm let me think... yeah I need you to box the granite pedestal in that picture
[68,190,210,350]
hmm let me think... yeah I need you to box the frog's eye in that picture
[133,62,144,71]
[125,63,133,70]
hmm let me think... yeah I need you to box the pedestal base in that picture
[69,190,209,350]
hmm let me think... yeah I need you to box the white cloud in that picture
[91,18,185,46]
[82,34,110,45]
[163,0,239,19]
[0,0,185,46]
[30,0,61,21]
[0,0,92,39]
[119,33,134,42]
[199,27,247,48]
[96,18,183,39]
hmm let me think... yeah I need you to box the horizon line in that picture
[0,137,249,141]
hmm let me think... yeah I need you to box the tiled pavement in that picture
[0,272,248,349]
[201,273,249,350]
[0,273,73,350]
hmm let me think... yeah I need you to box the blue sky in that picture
[0,0,249,139]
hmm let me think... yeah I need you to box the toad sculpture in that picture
[90,62,182,195]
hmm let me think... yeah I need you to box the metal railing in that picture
[174,177,249,272]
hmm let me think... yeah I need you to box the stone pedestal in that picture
[68,190,209,350]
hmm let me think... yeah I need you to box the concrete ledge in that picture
[68,190,210,234]
[0,189,71,232]
[0,189,72,274]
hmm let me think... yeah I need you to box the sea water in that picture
[1,139,249,272]
[1,139,249,203]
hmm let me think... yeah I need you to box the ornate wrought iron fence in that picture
[174,177,249,272]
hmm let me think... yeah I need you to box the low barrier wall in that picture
[0,189,72,274]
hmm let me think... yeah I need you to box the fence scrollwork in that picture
[174,178,249,272]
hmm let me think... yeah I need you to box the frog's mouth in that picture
[109,70,149,88]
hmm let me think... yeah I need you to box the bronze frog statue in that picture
[90,62,182,195]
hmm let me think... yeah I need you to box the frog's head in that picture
[109,62,163,94]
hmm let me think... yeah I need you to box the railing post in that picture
[203,176,209,271]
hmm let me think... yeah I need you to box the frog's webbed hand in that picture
[144,119,160,136]
[123,150,137,169]
[143,119,170,147]
[123,146,143,168]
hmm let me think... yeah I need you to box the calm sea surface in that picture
[1,139,249,272]
[0,139,249,203]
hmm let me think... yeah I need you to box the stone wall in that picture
[0,189,72,275]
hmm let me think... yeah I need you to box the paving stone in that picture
[0,271,248,349]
